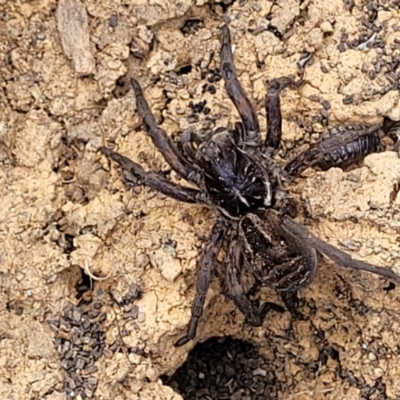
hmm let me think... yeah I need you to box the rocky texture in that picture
[1,0,400,399]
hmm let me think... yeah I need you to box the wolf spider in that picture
[100,25,400,347]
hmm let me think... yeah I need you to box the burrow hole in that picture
[162,336,280,399]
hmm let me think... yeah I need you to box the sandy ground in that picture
[2,0,400,399]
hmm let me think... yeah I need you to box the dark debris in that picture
[51,283,142,399]
[162,337,280,400]
[53,302,106,399]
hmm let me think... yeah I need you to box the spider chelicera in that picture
[100,25,400,347]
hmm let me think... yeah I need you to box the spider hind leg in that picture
[175,217,228,347]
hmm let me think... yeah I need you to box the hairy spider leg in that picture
[280,291,304,320]
[226,239,284,326]
[282,215,400,285]
[264,77,297,156]
[283,121,388,177]
[99,147,205,204]
[131,78,199,183]
[175,217,228,347]
[180,127,203,163]
[220,25,260,148]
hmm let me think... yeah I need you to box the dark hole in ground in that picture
[75,268,92,300]
[177,64,193,75]
[162,336,280,399]
[180,18,203,35]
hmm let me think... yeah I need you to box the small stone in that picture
[251,3,261,11]
[253,367,267,376]
[149,248,182,282]
[322,100,331,110]
[110,289,124,305]
[127,283,140,301]
[131,305,139,319]
[109,14,118,28]
[138,312,146,323]
[312,123,325,133]
[71,308,82,323]
[343,95,354,104]
[320,21,334,33]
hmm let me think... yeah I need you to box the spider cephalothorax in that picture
[100,25,400,347]
[187,126,273,218]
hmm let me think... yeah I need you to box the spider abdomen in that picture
[284,124,384,176]
[239,211,317,292]
[317,125,382,170]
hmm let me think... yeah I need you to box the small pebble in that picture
[109,14,118,28]
[138,312,146,322]
[322,100,331,110]
[110,289,124,305]
[343,95,354,104]
[253,367,267,377]
[320,21,333,33]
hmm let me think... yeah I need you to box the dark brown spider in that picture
[100,25,400,347]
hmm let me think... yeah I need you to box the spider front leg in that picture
[131,78,200,183]
[282,215,400,285]
[264,77,297,156]
[220,25,260,148]
[175,216,228,347]
[226,239,284,326]
[180,128,203,163]
[100,147,206,204]
[280,291,304,320]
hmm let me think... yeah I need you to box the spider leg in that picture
[100,147,206,204]
[180,127,203,162]
[175,216,228,347]
[264,77,297,156]
[220,25,260,148]
[226,239,284,326]
[282,215,400,285]
[283,121,389,177]
[131,78,199,183]
[280,291,304,320]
